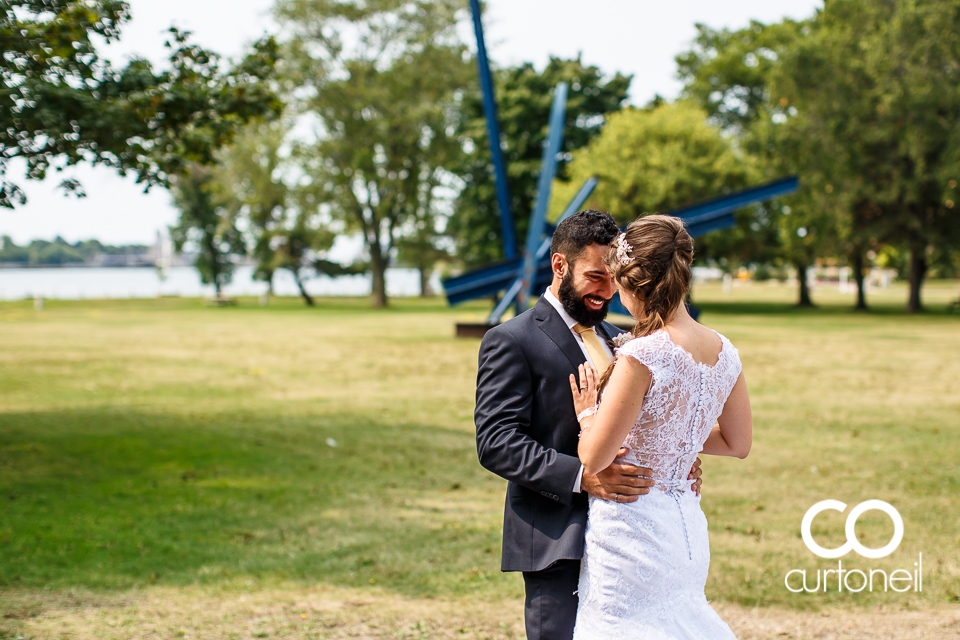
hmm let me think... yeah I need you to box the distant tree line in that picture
[4,0,959,310]
[0,236,148,266]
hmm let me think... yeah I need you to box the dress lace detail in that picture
[573,329,742,639]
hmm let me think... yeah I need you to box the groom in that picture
[475,210,702,639]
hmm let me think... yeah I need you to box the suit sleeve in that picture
[475,328,582,506]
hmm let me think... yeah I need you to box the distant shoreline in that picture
[0,263,161,270]
[0,264,432,300]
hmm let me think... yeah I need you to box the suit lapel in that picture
[597,321,620,342]
[534,297,587,371]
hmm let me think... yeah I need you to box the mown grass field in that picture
[1,280,959,638]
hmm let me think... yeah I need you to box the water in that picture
[0,265,439,300]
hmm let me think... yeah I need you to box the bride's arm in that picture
[576,356,651,477]
[700,373,752,458]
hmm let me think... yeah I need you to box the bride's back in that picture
[664,321,723,367]
[598,214,747,490]
[614,321,742,492]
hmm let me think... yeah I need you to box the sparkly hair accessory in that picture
[615,233,633,265]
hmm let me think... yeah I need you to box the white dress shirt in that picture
[542,288,613,493]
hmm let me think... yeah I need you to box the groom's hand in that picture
[688,456,703,496]
[581,447,653,503]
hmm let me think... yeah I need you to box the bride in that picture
[569,215,752,638]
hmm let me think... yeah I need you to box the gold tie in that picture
[573,324,612,370]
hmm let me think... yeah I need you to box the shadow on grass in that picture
[0,407,507,598]
[693,299,960,318]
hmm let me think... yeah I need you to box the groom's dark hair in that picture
[550,209,620,265]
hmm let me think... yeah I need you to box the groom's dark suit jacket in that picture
[475,296,621,572]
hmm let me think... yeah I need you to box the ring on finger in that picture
[614,493,620,503]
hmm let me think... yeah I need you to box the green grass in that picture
[0,280,958,613]
[0,296,509,600]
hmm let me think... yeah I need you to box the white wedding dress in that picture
[573,329,742,639]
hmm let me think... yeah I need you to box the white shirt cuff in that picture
[573,464,585,493]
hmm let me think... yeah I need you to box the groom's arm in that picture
[475,328,582,506]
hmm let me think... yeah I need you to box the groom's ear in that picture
[551,252,567,279]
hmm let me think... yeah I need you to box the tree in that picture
[676,20,806,134]
[276,0,471,307]
[215,120,337,305]
[448,57,631,268]
[0,1,281,208]
[781,0,960,312]
[395,219,451,296]
[554,102,754,224]
[679,5,960,312]
[677,19,845,307]
[169,163,246,297]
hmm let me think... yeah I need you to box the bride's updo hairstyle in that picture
[596,215,693,394]
[605,214,694,339]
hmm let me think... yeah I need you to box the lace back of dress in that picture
[616,330,742,492]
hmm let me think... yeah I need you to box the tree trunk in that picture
[851,248,868,311]
[796,262,814,307]
[292,269,314,306]
[419,266,432,297]
[369,242,389,308]
[907,239,926,313]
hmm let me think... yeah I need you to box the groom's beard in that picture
[558,271,610,328]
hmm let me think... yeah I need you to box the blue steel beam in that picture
[536,177,599,260]
[443,256,523,305]
[673,176,799,227]
[517,82,568,311]
[684,214,737,238]
[468,0,517,259]
[487,278,524,324]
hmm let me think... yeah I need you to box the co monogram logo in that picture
[801,499,904,559]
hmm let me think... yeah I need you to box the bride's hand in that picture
[569,362,599,417]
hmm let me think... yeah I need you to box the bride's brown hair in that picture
[597,214,694,392]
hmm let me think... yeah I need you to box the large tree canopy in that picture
[783,0,960,311]
[0,0,282,208]
[276,0,471,307]
[554,102,754,224]
[676,19,838,307]
[678,2,960,311]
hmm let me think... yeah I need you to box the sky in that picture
[2,0,822,246]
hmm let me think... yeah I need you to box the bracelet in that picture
[576,406,597,422]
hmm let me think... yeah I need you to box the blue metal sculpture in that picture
[445,176,800,322]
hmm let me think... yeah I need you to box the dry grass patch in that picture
[715,601,960,639]
[3,587,959,639]
[0,586,526,639]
